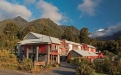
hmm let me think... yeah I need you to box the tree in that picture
[61,28,75,41]
[3,22,20,40]
[79,28,90,44]
[41,27,51,36]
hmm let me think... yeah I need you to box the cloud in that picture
[24,0,36,5]
[0,0,32,21]
[89,23,121,38]
[36,0,67,25]
[78,0,101,17]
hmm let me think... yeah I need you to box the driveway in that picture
[0,62,76,75]
[40,62,76,75]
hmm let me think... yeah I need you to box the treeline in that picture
[0,21,121,54]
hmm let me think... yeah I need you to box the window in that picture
[52,45,58,51]
[32,46,36,53]
[21,46,24,53]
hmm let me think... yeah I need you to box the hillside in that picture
[60,25,80,36]
[0,16,80,40]
[1,16,121,41]
[0,19,13,34]
[13,16,28,29]
[23,18,64,38]
[0,16,29,34]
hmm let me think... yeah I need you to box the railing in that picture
[36,62,45,66]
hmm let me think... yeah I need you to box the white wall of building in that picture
[69,44,72,51]
[78,45,81,50]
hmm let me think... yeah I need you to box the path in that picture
[40,62,76,75]
[0,62,76,75]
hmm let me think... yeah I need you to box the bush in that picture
[75,58,97,75]
[70,57,76,64]
[94,57,111,73]
[19,58,33,71]
[52,63,60,67]
[0,50,18,63]
[76,62,97,75]
[94,57,121,75]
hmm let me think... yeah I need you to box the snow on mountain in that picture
[89,23,121,38]
[96,29,104,32]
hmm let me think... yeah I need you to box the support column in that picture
[17,44,21,56]
[58,55,60,64]
[36,47,39,62]
[52,55,54,63]
[51,54,53,64]
[26,48,29,58]
[47,44,50,64]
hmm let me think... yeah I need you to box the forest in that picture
[0,17,121,55]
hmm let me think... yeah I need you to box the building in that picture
[59,40,82,61]
[17,32,104,66]
[67,50,98,62]
[17,32,60,66]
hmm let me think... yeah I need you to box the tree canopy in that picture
[79,28,90,44]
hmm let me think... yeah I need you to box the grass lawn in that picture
[97,73,109,75]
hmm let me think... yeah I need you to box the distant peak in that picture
[14,16,22,19]
[13,16,28,22]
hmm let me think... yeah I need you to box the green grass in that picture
[97,73,108,75]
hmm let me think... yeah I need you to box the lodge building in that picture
[17,32,103,66]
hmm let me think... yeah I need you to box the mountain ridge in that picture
[0,16,121,41]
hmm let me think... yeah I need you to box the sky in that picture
[0,0,121,33]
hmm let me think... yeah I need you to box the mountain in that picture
[60,25,80,36]
[0,16,80,40]
[89,27,121,41]
[23,18,64,38]
[13,16,28,29]
[0,16,28,34]
[95,31,121,41]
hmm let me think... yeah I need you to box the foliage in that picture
[22,18,64,39]
[1,16,121,55]
[52,63,60,67]
[62,27,75,41]
[70,57,97,75]
[18,58,33,71]
[94,56,121,75]
[61,25,80,42]
[44,64,52,68]
[76,60,97,75]
[0,50,17,62]
[79,28,90,44]
[0,50,18,69]
[3,22,20,40]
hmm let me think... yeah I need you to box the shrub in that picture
[70,57,76,64]
[52,63,60,67]
[19,58,33,71]
[0,49,18,63]
[94,57,111,73]
[76,62,97,75]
